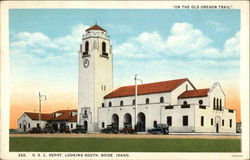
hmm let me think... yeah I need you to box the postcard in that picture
[0,1,249,160]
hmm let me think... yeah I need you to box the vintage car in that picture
[100,123,119,134]
[43,126,55,133]
[71,125,87,133]
[120,123,135,134]
[148,124,169,134]
[27,127,42,134]
[59,125,71,133]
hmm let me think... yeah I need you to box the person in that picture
[166,124,169,134]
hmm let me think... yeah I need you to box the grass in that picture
[9,137,240,152]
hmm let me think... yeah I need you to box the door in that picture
[216,123,219,133]
[24,125,26,132]
[84,121,88,131]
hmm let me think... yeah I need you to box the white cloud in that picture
[207,20,227,32]
[10,24,89,63]
[166,23,212,56]
[113,22,240,61]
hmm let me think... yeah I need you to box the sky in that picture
[9,9,241,128]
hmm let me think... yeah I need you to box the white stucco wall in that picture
[17,113,47,132]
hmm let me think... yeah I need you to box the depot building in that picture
[77,24,236,133]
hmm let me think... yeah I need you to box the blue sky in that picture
[10,9,240,90]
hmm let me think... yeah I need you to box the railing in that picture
[199,105,206,109]
[181,104,190,108]
[228,109,234,113]
[165,105,174,109]
[100,52,109,59]
[82,115,88,118]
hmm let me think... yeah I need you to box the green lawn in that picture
[10,137,240,152]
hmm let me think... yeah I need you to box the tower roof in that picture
[86,24,106,32]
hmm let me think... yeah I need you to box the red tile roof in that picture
[86,24,106,32]
[178,88,210,99]
[24,109,77,122]
[25,112,52,121]
[104,78,194,99]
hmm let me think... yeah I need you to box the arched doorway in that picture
[137,112,146,132]
[215,116,221,133]
[84,121,88,131]
[22,120,27,132]
[124,113,132,128]
[111,114,119,131]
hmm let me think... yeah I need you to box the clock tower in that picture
[78,24,113,132]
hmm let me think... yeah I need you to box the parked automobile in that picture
[120,127,135,134]
[71,125,87,133]
[43,126,54,133]
[120,123,135,134]
[27,127,42,134]
[100,123,119,134]
[148,124,169,134]
[59,125,71,133]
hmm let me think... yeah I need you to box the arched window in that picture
[84,110,87,115]
[183,101,187,105]
[85,41,89,52]
[102,42,106,53]
[109,101,112,107]
[160,97,164,103]
[132,99,135,105]
[213,97,216,110]
[220,99,222,110]
[28,123,30,128]
[153,121,157,128]
[216,98,219,110]
[120,101,124,106]
[146,98,150,104]
[199,100,203,105]
[19,123,22,128]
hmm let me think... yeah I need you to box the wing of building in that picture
[98,79,236,133]
[18,110,77,132]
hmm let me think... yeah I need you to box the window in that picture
[186,85,188,90]
[165,105,174,109]
[85,41,89,53]
[102,122,105,128]
[230,119,232,128]
[71,124,73,128]
[109,102,112,107]
[213,97,216,110]
[211,119,213,126]
[84,110,87,115]
[167,116,172,126]
[132,99,135,105]
[102,42,106,53]
[37,123,40,128]
[183,116,188,126]
[199,100,203,105]
[146,98,149,104]
[120,101,124,106]
[153,121,157,128]
[216,98,219,110]
[102,103,104,107]
[201,116,204,126]
[220,99,222,110]
[28,123,30,128]
[222,119,224,126]
[19,123,22,128]
[104,85,106,91]
[160,97,164,103]
[183,101,187,105]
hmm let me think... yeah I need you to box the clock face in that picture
[83,59,90,68]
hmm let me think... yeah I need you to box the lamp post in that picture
[39,92,47,129]
[134,74,143,131]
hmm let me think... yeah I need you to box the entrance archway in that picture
[111,114,119,130]
[215,116,221,133]
[84,120,88,131]
[124,113,132,128]
[137,112,146,132]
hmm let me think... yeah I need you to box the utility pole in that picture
[134,74,143,131]
[39,92,47,129]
